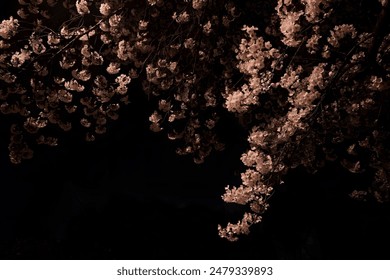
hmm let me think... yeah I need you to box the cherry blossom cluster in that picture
[218,0,389,240]
[0,0,389,242]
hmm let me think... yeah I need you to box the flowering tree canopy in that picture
[0,0,389,241]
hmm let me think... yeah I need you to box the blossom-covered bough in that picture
[0,0,389,242]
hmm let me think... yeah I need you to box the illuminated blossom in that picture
[99,3,111,16]
[0,17,19,39]
[76,0,90,15]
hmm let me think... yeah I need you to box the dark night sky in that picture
[1,1,390,260]
[1,96,389,260]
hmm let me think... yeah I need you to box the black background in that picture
[1,1,389,260]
